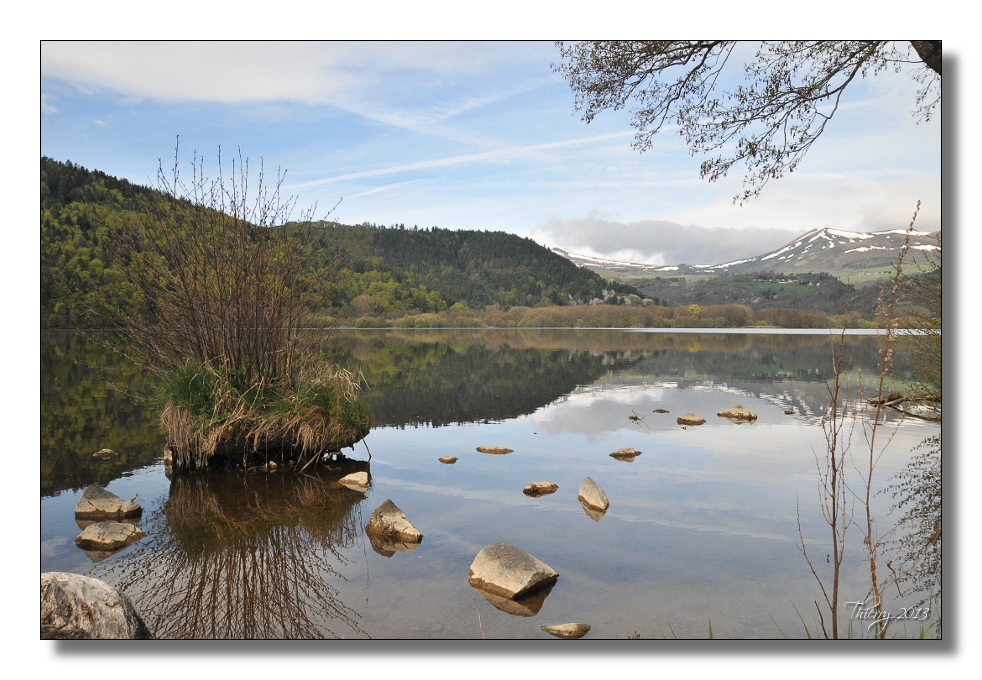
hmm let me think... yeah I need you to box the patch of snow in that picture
[762,245,793,261]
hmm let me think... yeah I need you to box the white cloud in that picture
[534,211,799,265]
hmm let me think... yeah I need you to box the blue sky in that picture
[41,40,941,265]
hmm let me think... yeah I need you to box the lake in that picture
[40,328,941,639]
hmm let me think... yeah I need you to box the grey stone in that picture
[75,522,146,552]
[365,499,423,542]
[541,623,591,639]
[677,413,706,426]
[74,485,142,520]
[41,572,151,639]
[578,477,609,513]
[467,542,559,599]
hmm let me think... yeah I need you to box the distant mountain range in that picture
[552,227,941,277]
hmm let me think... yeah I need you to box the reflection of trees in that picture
[41,331,166,497]
[883,434,941,637]
[91,465,370,639]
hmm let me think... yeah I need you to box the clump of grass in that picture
[160,360,370,469]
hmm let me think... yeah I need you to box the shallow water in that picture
[40,329,941,639]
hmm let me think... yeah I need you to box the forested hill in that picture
[40,157,649,328]
[304,222,645,313]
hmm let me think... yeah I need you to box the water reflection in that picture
[883,434,942,637]
[90,463,371,639]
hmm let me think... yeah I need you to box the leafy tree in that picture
[553,41,941,203]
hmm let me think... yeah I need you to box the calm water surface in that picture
[40,329,941,639]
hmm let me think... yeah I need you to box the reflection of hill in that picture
[328,331,647,427]
[325,330,916,428]
[41,331,165,498]
[91,463,370,639]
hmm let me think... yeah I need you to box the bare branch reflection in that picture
[92,463,371,639]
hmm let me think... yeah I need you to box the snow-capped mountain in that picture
[552,227,940,276]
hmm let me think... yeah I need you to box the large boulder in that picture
[523,481,559,497]
[365,499,423,542]
[75,522,146,553]
[467,542,559,599]
[41,572,152,639]
[74,485,142,520]
[717,405,758,423]
[677,413,706,426]
[541,623,591,639]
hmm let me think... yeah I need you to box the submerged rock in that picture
[474,581,556,617]
[41,572,152,639]
[578,477,609,513]
[468,542,559,599]
[74,522,146,553]
[438,456,458,464]
[523,481,559,497]
[477,446,513,455]
[367,531,423,558]
[365,499,423,542]
[609,447,642,462]
[653,409,669,413]
[92,448,117,459]
[676,413,706,426]
[541,623,591,639]
[784,410,795,415]
[717,405,758,423]
[74,485,142,520]
[338,471,369,490]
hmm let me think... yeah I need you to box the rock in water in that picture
[541,623,591,639]
[468,542,559,599]
[365,499,423,542]
[74,485,142,520]
[41,572,152,639]
[609,447,642,462]
[92,448,117,459]
[338,471,369,490]
[476,446,513,455]
[523,481,559,497]
[578,477,609,512]
[717,405,758,423]
[475,581,556,617]
[75,522,146,552]
[438,456,458,464]
[653,409,669,413]
[676,413,706,426]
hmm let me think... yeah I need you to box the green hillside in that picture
[40,157,651,328]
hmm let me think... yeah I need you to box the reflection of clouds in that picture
[41,535,70,558]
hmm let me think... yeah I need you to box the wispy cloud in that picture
[288,132,633,189]
[346,179,428,199]
[41,93,58,114]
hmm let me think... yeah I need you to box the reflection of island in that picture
[90,461,371,639]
